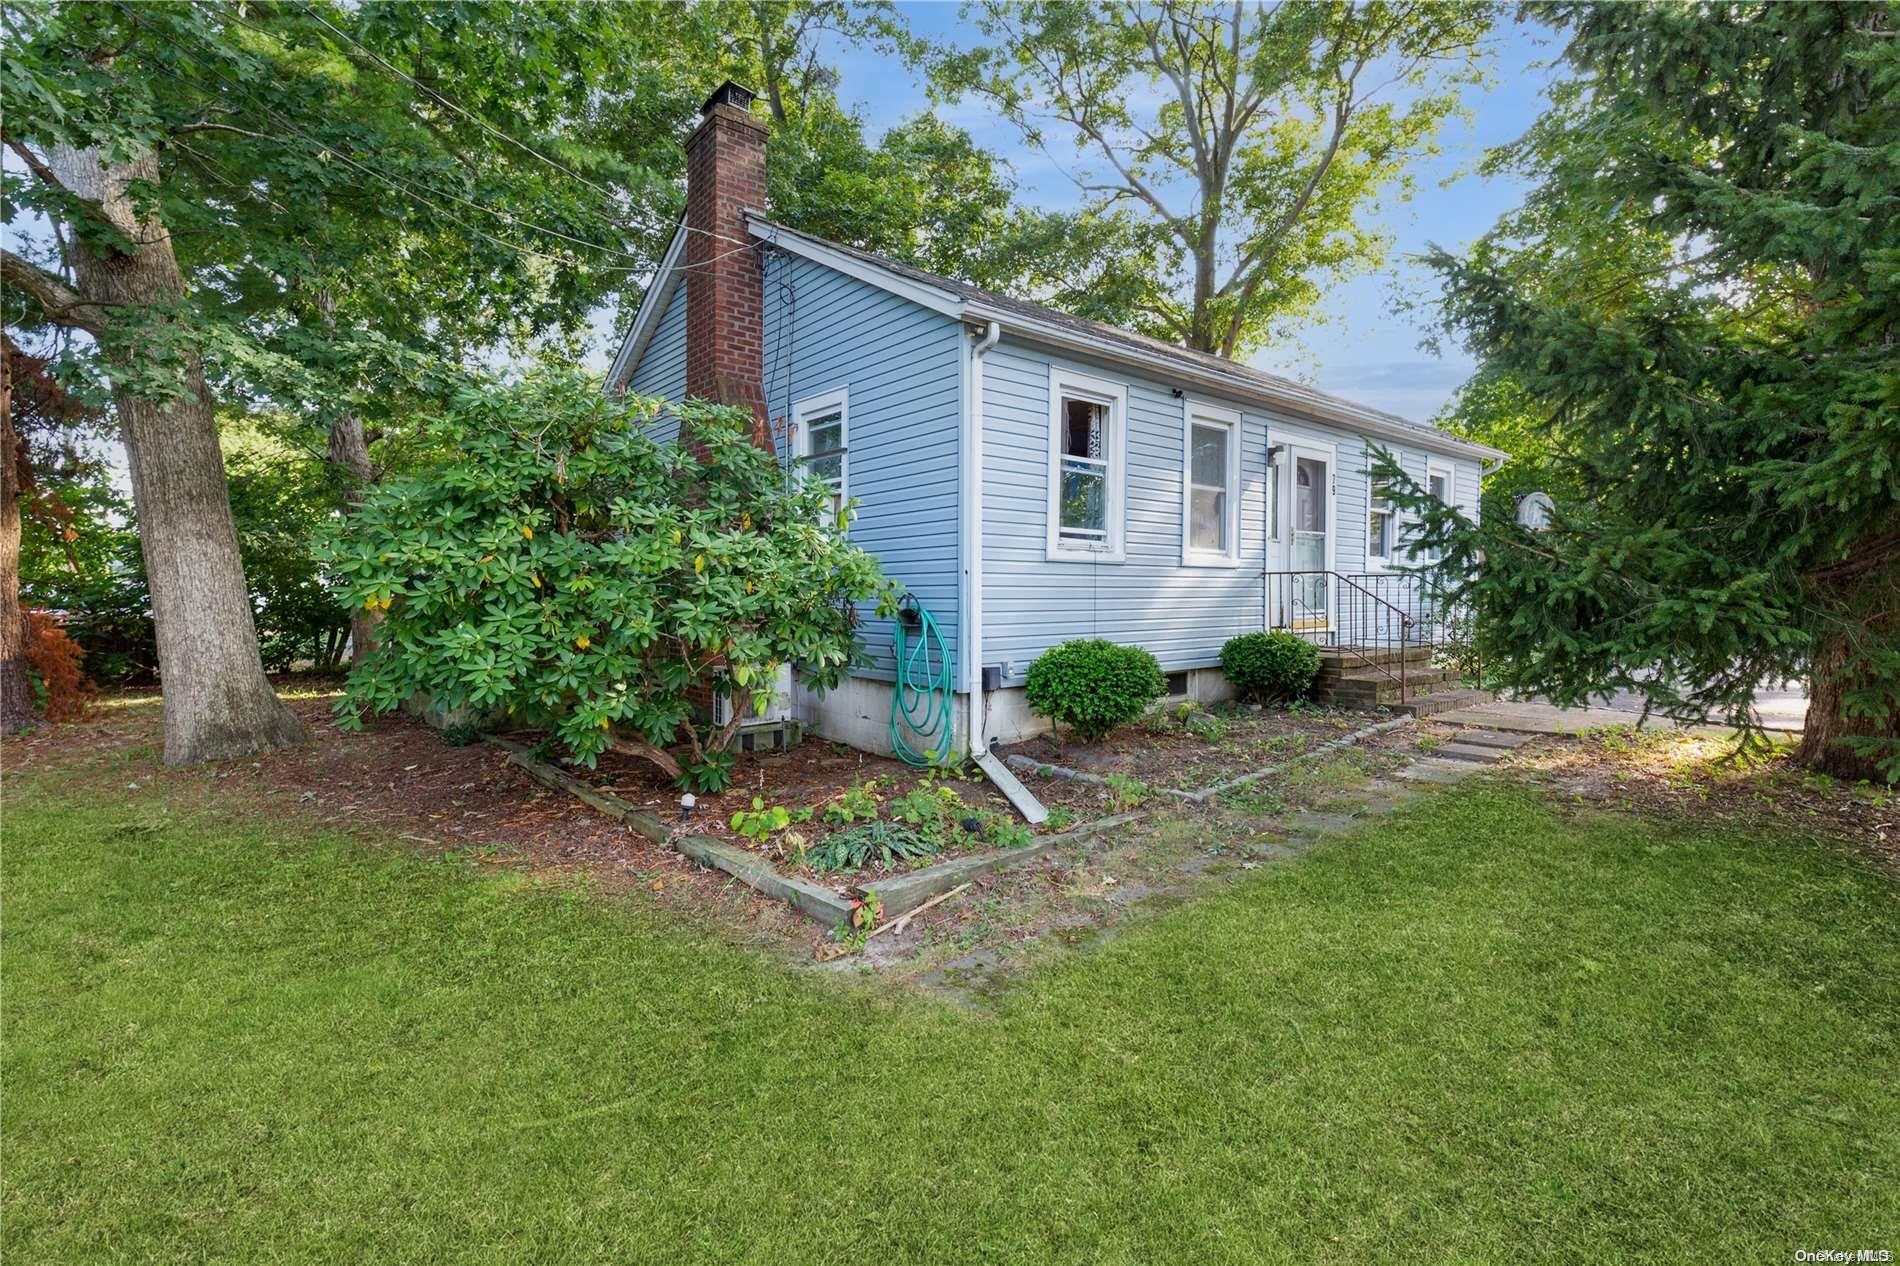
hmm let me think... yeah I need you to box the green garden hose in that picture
[891,598,956,766]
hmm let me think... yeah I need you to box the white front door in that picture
[1269,444,1335,631]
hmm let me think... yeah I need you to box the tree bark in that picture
[50,144,302,764]
[1797,619,1900,783]
[0,349,36,732]
[320,331,380,667]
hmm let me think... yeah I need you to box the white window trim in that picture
[1046,366,1127,563]
[792,385,849,525]
[1181,399,1241,567]
[1366,450,1398,572]
[1417,460,1455,564]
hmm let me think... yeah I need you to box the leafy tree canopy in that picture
[914,0,1493,357]
[1407,1,1900,780]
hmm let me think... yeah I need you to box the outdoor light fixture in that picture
[679,793,697,824]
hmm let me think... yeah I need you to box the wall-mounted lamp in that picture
[1170,387,1184,399]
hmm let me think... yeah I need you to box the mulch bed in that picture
[999,702,1389,814]
[534,732,1023,885]
[9,684,1031,933]
[8,689,831,950]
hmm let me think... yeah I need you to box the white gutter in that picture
[964,301,1509,467]
[745,215,1506,466]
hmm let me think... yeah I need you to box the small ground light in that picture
[679,793,697,824]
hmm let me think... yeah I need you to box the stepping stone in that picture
[1285,810,1362,836]
[1434,742,1507,764]
[1393,758,1475,784]
[1439,728,1535,750]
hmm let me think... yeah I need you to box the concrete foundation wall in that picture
[795,674,967,760]
[798,666,1233,754]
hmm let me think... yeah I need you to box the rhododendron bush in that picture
[321,371,899,791]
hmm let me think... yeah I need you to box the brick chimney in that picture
[684,81,772,452]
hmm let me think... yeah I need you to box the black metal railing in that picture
[1263,569,1474,703]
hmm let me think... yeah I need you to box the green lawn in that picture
[6,773,1896,1263]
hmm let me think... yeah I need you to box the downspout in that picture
[965,320,1000,759]
[962,320,1046,824]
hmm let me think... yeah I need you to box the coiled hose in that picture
[890,597,956,766]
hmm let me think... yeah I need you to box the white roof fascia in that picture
[739,213,1506,465]
[965,300,1508,466]
[605,221,688,392]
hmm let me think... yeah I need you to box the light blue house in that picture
[611,83,1506,763]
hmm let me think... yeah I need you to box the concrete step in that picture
[1391,688,1495,718]
[1320,666,1461,690]
[1320,675,1473,708]
[1317,646,1434,670]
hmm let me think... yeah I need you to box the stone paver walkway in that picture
[1435,699,1787,738]
[912,726,1529,1001]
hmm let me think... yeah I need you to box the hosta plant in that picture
[320,370,900,791]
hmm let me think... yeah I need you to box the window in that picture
[1182,402,1240,564]
[1368,477,1395,567]
[793,387,848,527]
[1046,369,1126,561]
[1423,463,1453,562]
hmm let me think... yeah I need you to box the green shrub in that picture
[1219,632,1321,703]
[1023,639,1166,743]
[321,370,900,793]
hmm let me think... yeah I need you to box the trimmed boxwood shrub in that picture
[1220,631,1321,703]
[1024,639,1166,743]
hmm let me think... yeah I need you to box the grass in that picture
[6,772,1897,1263]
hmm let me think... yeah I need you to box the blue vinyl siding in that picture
[977,336,1481,680]
[762,252,964,679]
[623,247,1483,684]
[621,257,963,681]
[980,341,1269,680]
[627,281,687,447]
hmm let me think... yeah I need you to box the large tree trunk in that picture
[325,388,380,666]
[317,293,382,669]
[52,145,302,764]
[0,350,35,732]
[1798,621,1900,783]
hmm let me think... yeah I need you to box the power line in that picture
[275,1,752,253]
[145,20,758,278]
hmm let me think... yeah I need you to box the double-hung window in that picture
[1047,368,1126,562]
[1421,462,1453,563]
[1368,476,1395,568]
[793,387,848,528]
[1182,402,1240,565]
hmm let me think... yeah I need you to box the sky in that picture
[811,5,1566,422]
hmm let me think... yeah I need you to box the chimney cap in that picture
[700,81,757,116]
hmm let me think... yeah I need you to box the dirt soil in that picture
[1513,727,1898,877]
[999,702,1390,815]
[8,686,826,955]
[553,733,1022,886]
